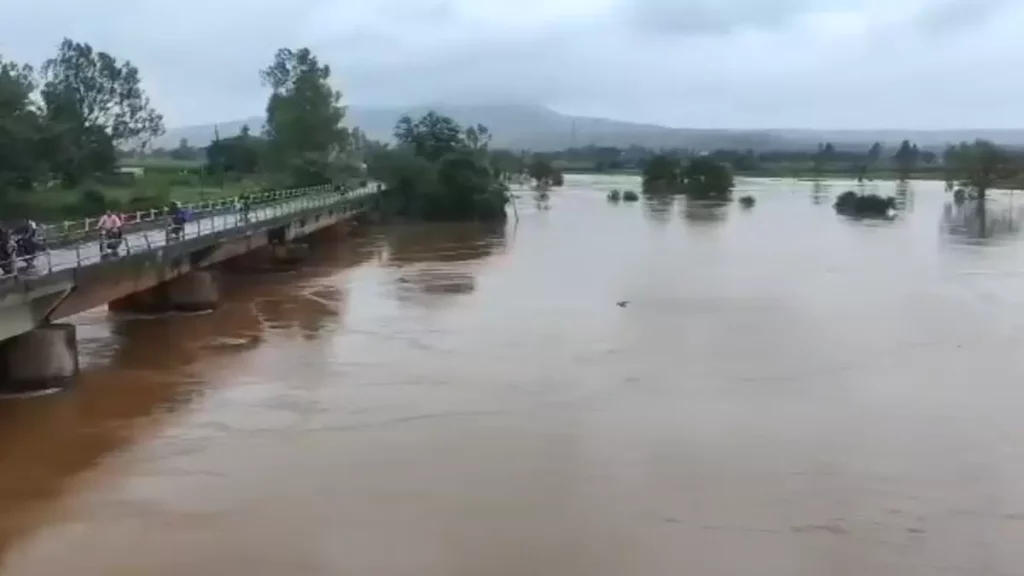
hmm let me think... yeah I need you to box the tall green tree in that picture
[206,128,262,174]
[369,111,508,222]
[812,142,835,175]
[40,38,163,145]
[892,140,919,181]
[463,124,491,152]
[394,111,465,162]
[947,140,1017,200]
[40,38,164,185]
[0,56,44,193]
[261,47,348,185]
[867,142,883,167]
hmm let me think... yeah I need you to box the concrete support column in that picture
[109,271,221,314]
[223,244,309,274]
[108,284,167,314]
[166,270,221,312]
[271,243,309,266]
[0,323,78,394]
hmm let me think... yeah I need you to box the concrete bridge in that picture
[0,183,380,393]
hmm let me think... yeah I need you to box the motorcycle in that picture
[14,233,44,269]
[166,212,188,242]
[100,228,124,258]
[0,236,15,276]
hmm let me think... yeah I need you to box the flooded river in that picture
[3,175,1024,575]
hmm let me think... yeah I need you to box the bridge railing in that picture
[41,184,346,247]
[1,184,380,280]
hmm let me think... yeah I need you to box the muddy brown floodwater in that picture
[4,175,1024,575]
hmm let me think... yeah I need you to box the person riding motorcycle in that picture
[14,219,44,267]
[97,210,123,255]
[0,226,15,275]
[238,193,252,222]
[168,201,187,240]
[98,210,122,235]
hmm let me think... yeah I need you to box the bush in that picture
[607,189,621,201]
[833,190,895,218]
[622,190,639,202]
[739,195,756,208]
[77,188,109,214]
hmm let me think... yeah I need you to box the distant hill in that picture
[153,104,1024,152]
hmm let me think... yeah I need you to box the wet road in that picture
[14,188,376,274]
[3,176,1024,575]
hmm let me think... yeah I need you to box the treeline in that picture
[0,41,526,222]
[0,41,360,217]
[524,140,1024,185]
[0,39,164,196]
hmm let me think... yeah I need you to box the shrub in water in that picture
[607,189,621,201]
[833,190,896,218]
[622,190,639,202]
[739,195,756,208]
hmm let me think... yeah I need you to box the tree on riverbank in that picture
[366,111,508,222]
[40,39,165,187]
[260,48,350,187]
[0,40,166,217]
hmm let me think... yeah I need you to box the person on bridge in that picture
[98,210,122,234]
[167,201,187,241]
[97,210,124,256]
[0,226,14,275]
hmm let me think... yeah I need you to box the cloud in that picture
[1,0,1023,129]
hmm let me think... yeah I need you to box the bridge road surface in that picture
[12,189,374,278]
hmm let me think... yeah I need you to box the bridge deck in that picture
[2,186,377,282]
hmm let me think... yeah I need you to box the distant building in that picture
[115,166,145,179]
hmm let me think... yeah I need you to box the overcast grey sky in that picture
[1,0,1020,129]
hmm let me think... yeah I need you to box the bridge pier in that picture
[108,270,221,314]
[222,243,310,274]
[0,323,79,394]
[166,270,221,312]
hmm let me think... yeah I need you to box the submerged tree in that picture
[527,157,563,188]
[681,156,734,200]
[946,140,1017,200]
[642,154,681,193]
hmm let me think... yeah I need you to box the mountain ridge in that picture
[152,104,1024,152]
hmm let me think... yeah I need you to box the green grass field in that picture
[2,172,259,223]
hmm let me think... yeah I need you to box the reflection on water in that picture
[810,179,828,204]
[641,194,675,225]
[680,197,730,223]
[8,175,1024,575]
[894,180,915,213]
[384,223,506,308]
[942,198,1024,243]
[0,236,376,564]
